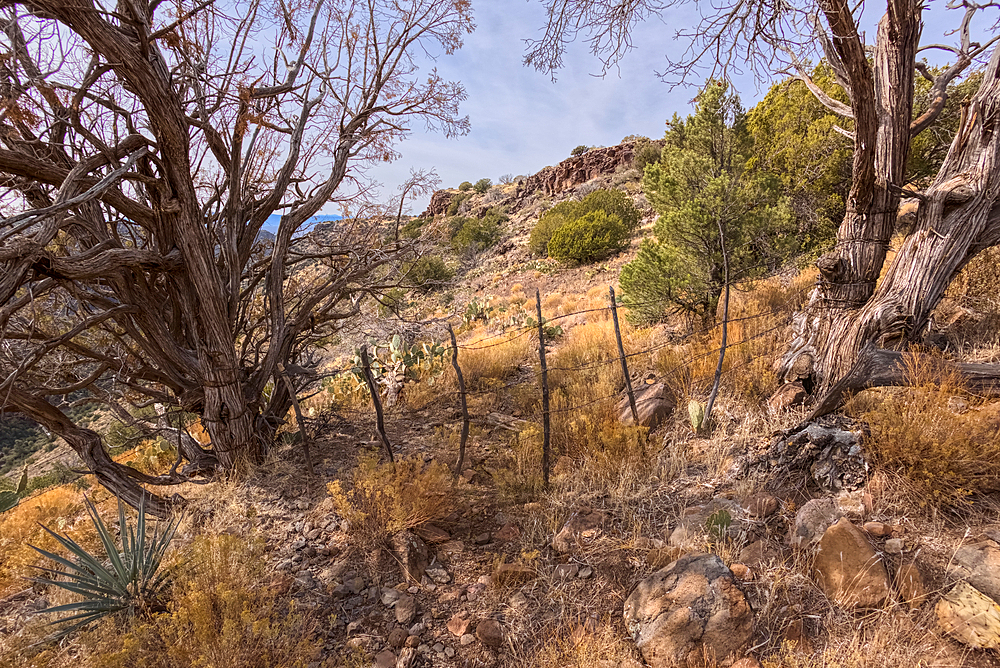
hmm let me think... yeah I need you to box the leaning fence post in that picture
[448,324,470,477]
[610,286,639,426]
[278,364,315,476]
[535,289,550,487]
[360,346,394,463]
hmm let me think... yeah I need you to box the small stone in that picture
[731,658,762,668]
[476,619,504,648]
[493,563,537,587]
[432,642,445,653]
[578,566,593,579]
[496,521,521,542]
[553,563,580,580]
[884,538,904,555]
[415,524,451,544]
[474,532,492,545]
[863,521,891,537]
[404,635,420,648]
[444,646,455,658]
[730,563,752,580]
[382,589,402,606]
[408,622,425,636]
[425,565,451,584]
[744,493,779,518]
[447,613,471,637]
[395,595,418,625]
[461,633,476,646]
[791,498,843,551]
[388,628,407,649]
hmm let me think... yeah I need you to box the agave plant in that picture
[28,494,179,636]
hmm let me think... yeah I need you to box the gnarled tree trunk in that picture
[778,0,1000,397]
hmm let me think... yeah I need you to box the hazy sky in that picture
[367,1,748,214]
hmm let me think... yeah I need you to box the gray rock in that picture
[791,498,843,550]
[395,595,418,625]
[391,531,429,583]
[949,540,1000,604]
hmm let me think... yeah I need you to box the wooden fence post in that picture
[448,324,470,476]
[536,289,550,487]
[610,285,639,425]
[279,363,315,476]
[360,346,394,463]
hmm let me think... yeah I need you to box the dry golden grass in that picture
[519,618,642,668]
[86,533,321,668]
[849,352,1000,507]
[327,453,456,548]
[0,481,109,598]
[450,330,535,391]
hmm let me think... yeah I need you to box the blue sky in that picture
[360,0,989,214]
[367,1,732,214]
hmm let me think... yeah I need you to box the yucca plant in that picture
[28,494,179,636]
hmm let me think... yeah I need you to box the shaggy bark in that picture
[0,0,471,513]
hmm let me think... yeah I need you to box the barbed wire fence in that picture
[300,276,811,486]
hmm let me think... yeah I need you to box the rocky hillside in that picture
[3,140,1000,668]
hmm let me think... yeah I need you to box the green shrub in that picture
[528,201,580,256]
[447,191,473,216]
[400,217,428,239]
[547,210,630,264]
[633,140,661,171]
[528,189,640,257]
[578,188,641,232]
[620,240,705,324]
[451,209,506,253]
[407,255,454,291]
[571,145,590,157]
[458,181,473,192]
[473,178,492,194]
[378,287,408,317]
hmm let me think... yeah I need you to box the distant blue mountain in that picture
[263,213,342,233]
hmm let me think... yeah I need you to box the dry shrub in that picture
[544,319,652,492]
[452,331,534,391]
[947,245,1000,315]
[91,533,320,668]
[857,352,1000,507]
[491,425,546,504]
[327,453,454,546]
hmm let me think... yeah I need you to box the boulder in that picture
[391,531,428,583]
[790,498,843,550]
[618,383,676,430]
[936,581,1000,649]
[623,553,753,668]
[552,508,607,553]
[813,518,891,609]
[948,540,1000,604]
